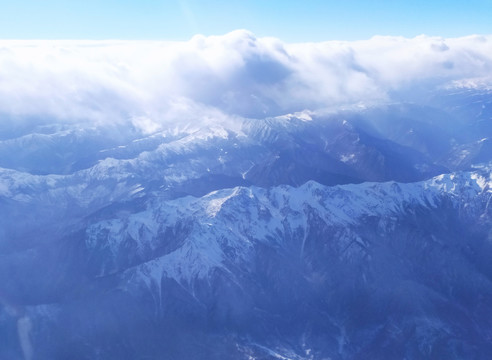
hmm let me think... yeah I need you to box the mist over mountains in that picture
[0,32,491,359]
[1,31,492,124]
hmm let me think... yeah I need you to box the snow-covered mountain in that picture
[2,165,491,359]
[0,86,491,359]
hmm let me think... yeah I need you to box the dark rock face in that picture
[0,91,491,359]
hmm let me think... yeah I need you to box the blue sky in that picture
[0,0,491,41]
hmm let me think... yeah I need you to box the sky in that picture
[0,1,492,130]
[0,0,491,42]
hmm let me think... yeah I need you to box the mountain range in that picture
[0,83,491,359]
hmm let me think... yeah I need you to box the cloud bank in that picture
[0,31,491,131]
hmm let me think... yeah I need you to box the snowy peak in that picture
[83,168,491,287]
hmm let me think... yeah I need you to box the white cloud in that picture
[0,31,491,131]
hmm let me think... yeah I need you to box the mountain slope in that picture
[1,167,490,359]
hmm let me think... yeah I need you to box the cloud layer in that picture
[0,31,491,131]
